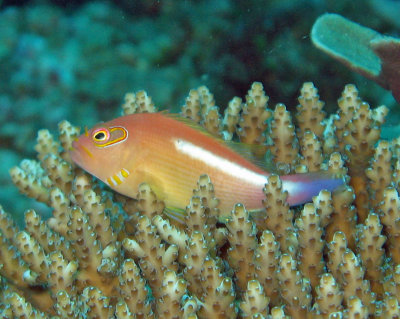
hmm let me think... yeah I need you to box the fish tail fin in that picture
[281,171,345,206]
[164,206,187,224]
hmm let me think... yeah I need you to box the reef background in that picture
[0,0,399,221]
[2,1,400,317]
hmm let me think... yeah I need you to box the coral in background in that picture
[1,82,400,318]
[311,13,400,103]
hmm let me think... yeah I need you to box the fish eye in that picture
[92,128,110,143]
[94,132,105,140]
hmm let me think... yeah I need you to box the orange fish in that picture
[71,113,343,221]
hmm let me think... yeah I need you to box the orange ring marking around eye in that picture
[94,126,128,148]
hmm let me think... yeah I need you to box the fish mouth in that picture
[70,140,92,168]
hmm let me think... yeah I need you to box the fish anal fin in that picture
[164,206,187,224]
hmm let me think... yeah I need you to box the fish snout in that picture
[70,139,94,164]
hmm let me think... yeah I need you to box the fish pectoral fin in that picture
[136,168,167,201]
[164,206,187,224]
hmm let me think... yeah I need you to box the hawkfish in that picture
[70,112,343,222]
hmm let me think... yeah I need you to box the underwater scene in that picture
[1,0,400,317]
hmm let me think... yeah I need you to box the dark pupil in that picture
[95,132,105,140]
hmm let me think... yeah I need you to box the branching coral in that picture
[1,82,400,318]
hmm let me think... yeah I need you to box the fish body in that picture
[71,113,343,215]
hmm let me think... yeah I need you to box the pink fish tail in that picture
[281,171,344,206]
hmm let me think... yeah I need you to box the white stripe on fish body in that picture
[174,139,268,187]
[174,138,300,196]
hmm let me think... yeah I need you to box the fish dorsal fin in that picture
[164,113,275,173]
[165,113,216,138]
[224,141,277,172]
